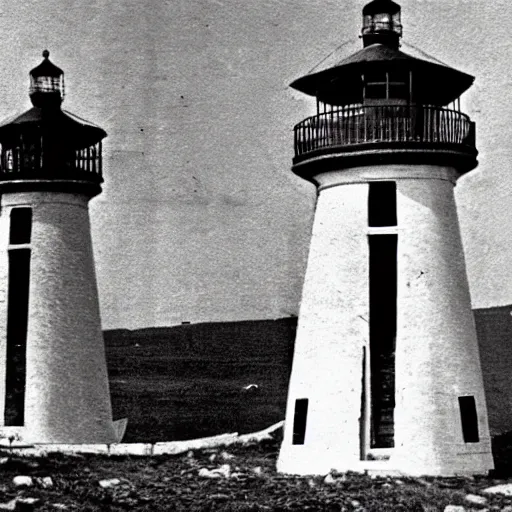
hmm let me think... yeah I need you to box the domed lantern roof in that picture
[362,0,403,49]
[29,50,65,108]
[290,44,474,106]
[290,0,473,107]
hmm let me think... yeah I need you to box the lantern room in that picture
[0,51,106,197]
[278,0,493,477]
[29,50,65,108]
[289,0,478,179]
[362,0,402,49]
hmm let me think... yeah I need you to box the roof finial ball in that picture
[29,49,65,108]
[361,0,403,49]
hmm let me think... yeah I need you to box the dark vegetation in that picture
[2,432,512,510]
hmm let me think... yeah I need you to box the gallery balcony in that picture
[292,104,477,179]
[0,141,103,196]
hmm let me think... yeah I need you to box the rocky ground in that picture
[1,433,512,511]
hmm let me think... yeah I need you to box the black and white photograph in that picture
[0,0,510,510]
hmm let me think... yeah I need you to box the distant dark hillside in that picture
[105,318,297,363]
[104,318,297,442]
[474,304,512,435]
[104,310,512,442]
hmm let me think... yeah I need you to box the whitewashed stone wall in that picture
[0,191,116,444]
[278,165,494,476]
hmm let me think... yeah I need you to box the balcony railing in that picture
[294,105,475,159]
[0,140,102,182]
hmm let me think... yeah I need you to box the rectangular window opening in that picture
[292,398,309,445]
[4,248,31,426]
[9,208,32,245]
[369,234,397,449]
[360,346,368,460]
[458,396,479,443]
[368,181,397,227]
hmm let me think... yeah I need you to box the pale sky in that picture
[0,0,510,329]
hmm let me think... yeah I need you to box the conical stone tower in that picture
[278,1,494,476]
[0,51,118,444]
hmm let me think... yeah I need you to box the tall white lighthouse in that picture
[278,1,494,476]
[0,51,118,444]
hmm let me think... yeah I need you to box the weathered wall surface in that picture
[279,165,493,476]
[0,192,116,443]
[278,183,369,474]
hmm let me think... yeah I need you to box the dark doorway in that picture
[369,234,397,448]
[4,249,31,426]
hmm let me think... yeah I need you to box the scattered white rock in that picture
[213,464,231,478]
[0,499,16,511]
[464,494,487,506]
[323,473,336,485]
[98,478,122,488]
[186,450,195,458]
[0,458,8,465]
[252,466,263,476]
[198,464,231,479]
[17,497,41,508]
[51,505,69,510]
[37,476,53,488]
[198,468,221,479]
[12,475,33,487]
[208,453,216,463]
[483,483,512,496]
[443,506,466,512]
[220,451,235,461]
[501,506,512,512]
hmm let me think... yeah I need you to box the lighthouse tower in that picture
[278,1,494,476]
[0,51,117,444]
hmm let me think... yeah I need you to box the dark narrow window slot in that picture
[459,396,479,443]
[292,398,309,445]
[368,181,397,227]
[369,234,397,448]
[4,249,31,426]
[360,346,367,460]
[9,208,32,245]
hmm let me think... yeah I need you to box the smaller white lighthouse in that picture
[278,1,494,476]
[0,51,118,444]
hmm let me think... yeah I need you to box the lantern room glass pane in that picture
[392,12,402,34]
[29,76,64,98]
[362,14,373,34]
[373,12,392,31]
